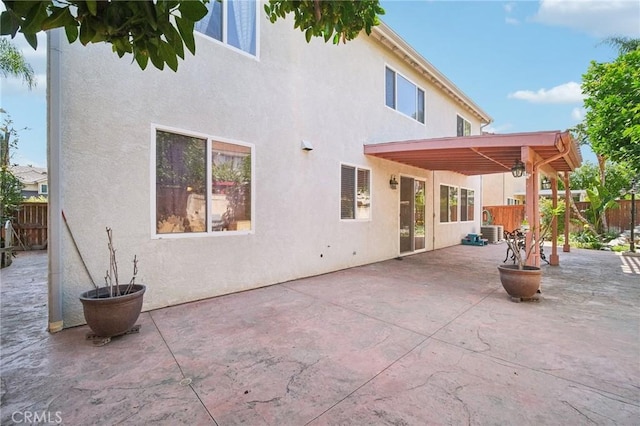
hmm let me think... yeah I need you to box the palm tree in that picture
[0,37,36,89]
[605,37,640,55]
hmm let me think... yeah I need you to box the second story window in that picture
[385,67,425,124]
[457,115,471,136]
[196,0,257,56]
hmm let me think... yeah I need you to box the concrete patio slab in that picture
[1,244,639,425]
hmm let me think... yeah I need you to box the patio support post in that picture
[563,172,571,252]
[550,176,560,265]
[522,147,540,268]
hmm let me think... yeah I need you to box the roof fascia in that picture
[372,22,493,124]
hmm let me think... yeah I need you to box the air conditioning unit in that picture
[481,225,499,243]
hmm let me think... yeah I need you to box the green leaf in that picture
[42,7,75,31]
[85,0,98,16]
[21,2,49,34]
[176,16,196,55]
[179,0,208,22]
[0,11,19,37]
[305,27,312,43]
[64,23,79,43]
[159,40,178,71]
[79,18,97,45]
[23,32,38,50]
[135,51,149,70]
[148,45,165,70]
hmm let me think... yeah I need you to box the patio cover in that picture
[363,130,581,176]
[364,130,583,268]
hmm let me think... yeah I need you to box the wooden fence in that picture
[8,202,48,250]
[484,199,640,235]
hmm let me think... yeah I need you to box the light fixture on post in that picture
[511,160,525,178]
[389,175,398,190]
[541,176,551,190]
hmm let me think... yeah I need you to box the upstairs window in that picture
[457,115,471,136]
[39,183,48,195]
[196,0,257,56]
[341,165,371,220]
[385,67,425,124]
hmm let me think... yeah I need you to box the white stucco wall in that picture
[481,173,526,206]
[50,10,488,327]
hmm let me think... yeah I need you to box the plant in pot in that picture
[498,228,542,301]
[79,227,146,345]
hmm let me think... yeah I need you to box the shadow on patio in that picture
[1,245,639,425]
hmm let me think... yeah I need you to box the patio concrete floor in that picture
[1,244,639,425]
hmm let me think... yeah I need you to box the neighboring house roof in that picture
[10,165,48,184]
[372,22,493,125]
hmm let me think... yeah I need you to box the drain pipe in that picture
[47,29,64,333]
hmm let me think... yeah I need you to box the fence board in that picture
[484,199,640,236]
[12,202,48,250]
[483,205,525,233]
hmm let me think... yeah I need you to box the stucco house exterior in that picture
[47,1,507,330]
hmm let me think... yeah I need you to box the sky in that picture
[1,0,640,168]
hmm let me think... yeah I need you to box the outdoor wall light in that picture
[389,175,399,189]
[511,160,525,178]
[541,176,551,190]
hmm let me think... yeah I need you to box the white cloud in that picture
[571,107,586,121]
[483,123,513,134]
[508,81,584,104]
[532,0,640,38]
[504,3,519,25]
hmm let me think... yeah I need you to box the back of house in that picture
[48,0,492,328]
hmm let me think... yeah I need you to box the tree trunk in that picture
[597,153,608,232]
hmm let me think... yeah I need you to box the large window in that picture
[457,115,471,136]
[195,0,257,56]
[155,129,253,235]
[385,67,425,124]
[341,165,371,220]
[439,184,458,223]
[460,188,475,221]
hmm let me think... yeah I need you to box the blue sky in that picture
[2,0,640,167]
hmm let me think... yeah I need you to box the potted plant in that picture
[79,227,146,345]
[498,228,542,301]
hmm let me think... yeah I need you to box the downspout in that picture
[532,132,573,267]
[47,29,63,332]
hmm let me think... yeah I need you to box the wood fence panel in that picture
[572,199,640,233]
[12,202,48,250]
[483,205,525,233]
[485,200,640,236]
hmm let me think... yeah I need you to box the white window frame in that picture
[150,124,256,239]
[385,65,425,124]
[457,114,471,137]
[194,0,260,60]
[459,187,475,222]
[340,163,372,221]
[39,183,48,195]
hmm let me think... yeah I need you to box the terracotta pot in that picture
[79,284,146,337]
[497,265,541,299]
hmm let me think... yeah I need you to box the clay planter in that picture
[497,265,541,299]
[79,284,146,338]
